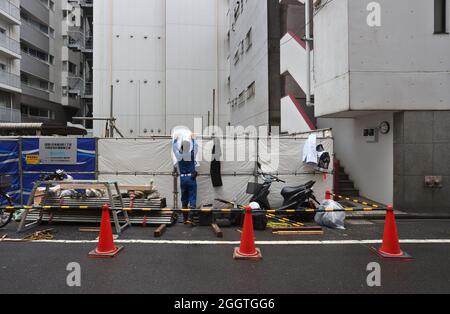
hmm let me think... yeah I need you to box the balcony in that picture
[68,76,85,96]
[21,54,50,80]
[78,0,93,9]
[0,106,20,122]
[21,21,50,52]
[67,29,93,54]
[84,36,93,53]
[67,29,85,51]
[0,0,20,25]
[0,70,21,93]
[84,81,92,98]
[20,0,49,25]
[0,31,20,58]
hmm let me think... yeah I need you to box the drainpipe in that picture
[10,94,13,122]
[215,0,220,128]
[109,0,114,137]
[305,0,313,107]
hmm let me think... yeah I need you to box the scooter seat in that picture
[281,181,315,198]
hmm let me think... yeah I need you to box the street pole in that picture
[110,85,114,138]
[305,0,313,107]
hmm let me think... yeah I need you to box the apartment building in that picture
[0,0,21,123]
[314,0,450,212]
[226,0,450,213]
[93,0,230,137]
[226,0,315,133]
[0,0,93,128]
[227,0,281,129]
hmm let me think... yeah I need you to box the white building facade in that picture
[93,0,230,137]
[227,0,281,129]
[0,0,21,122]
[314,0,450,212]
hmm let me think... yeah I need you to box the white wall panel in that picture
[94,0,230,136]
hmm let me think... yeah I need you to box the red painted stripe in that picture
[287,31,313,51]
[288,93,316,131]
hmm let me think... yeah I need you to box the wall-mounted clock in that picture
[379,121,391,135]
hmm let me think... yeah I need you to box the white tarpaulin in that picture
[99,139,174,174]
[99,138,256,175]
[98,130,333,208]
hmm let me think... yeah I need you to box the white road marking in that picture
[2,239,450,245]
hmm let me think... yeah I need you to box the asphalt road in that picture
[0,219,450,294]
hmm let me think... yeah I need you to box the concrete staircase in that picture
[338,165,360,197]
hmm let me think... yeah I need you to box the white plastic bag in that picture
[171,126,200,169]
[171,126,193,166]
[314,200,346,230]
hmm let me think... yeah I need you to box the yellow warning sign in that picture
[26,155,40,165]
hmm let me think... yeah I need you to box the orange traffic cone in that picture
[89,204,123,258]
[233,205,262,261]
[372,205,413,260]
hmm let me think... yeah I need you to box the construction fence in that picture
[0,129,334,208]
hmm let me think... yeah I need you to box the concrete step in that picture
[339,188,360,197]
[339,180,355,189]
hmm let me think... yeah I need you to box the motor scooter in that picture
[215,165,321,228]
[248,171,320,211]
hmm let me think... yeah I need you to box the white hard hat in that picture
[249,202,261,210]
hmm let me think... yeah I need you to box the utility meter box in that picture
[363,128,379,143]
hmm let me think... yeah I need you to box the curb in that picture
[347,213,450,220]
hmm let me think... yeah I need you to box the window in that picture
[40,80,48,90]
[247,82,255,100]
[21,42,50,63]
[233,49,240,65]
[435,0,448,34]
[29,107,39,117]
[21,12,50,36]
[20,104,28,115]
[245,28,253,51]
[68,62,77,75]
[21,104,55,120]
[238,91,245,105]
[21,72,53,92]
[21,73,29,84]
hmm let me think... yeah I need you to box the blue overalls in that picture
[173,139,198,210]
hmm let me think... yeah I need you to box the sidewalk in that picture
[339,196,450,220]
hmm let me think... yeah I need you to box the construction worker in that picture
[173,134,198,224]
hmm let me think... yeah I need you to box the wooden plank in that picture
[61,184,154,191]
[211,224,223,238]
[272,226,322,232]
[154,224,167,238]
[273,230,324,236]
[79,227,101,233]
